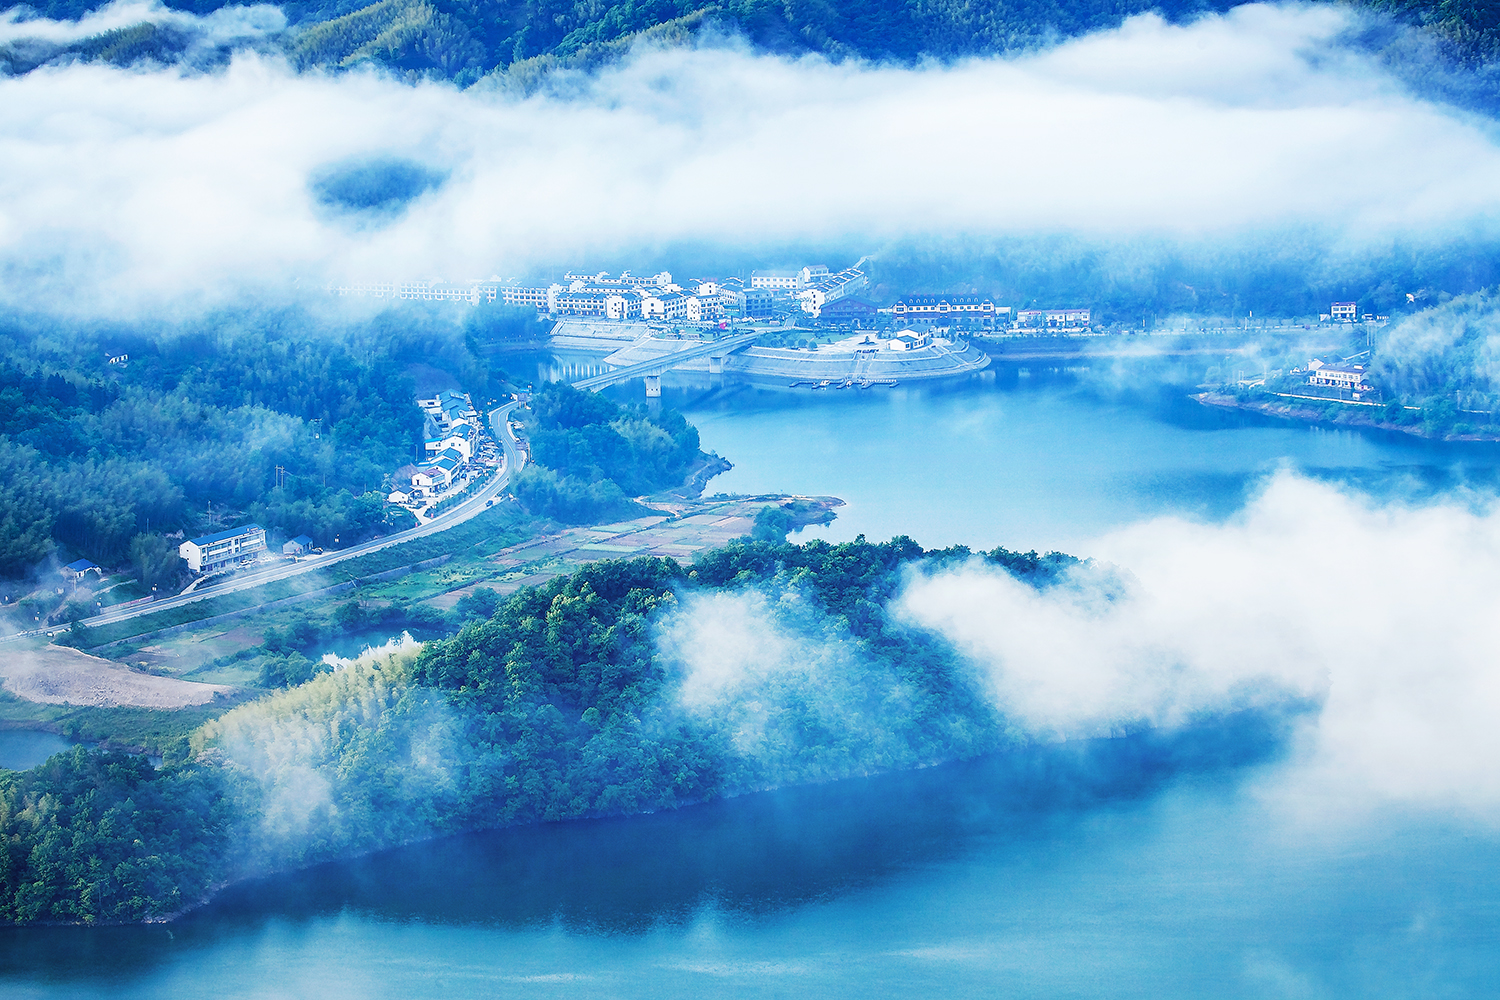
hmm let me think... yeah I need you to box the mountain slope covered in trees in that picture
[0,302,507,580]
[1,536,1098,923]
[4,0,1496,98]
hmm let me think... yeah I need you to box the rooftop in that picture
[187,524,264,547]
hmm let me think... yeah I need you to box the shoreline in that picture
[1192,392,1500,443]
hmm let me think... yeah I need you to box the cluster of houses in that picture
[330,263,873,322]
[389,390,483,502]
[888,296,1091,330]
[328,263,1100,331]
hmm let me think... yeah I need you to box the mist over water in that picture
[5,0,1500,991]
[7,370,1500,998]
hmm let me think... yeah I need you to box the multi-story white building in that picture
[686,295,722,323]
[641,290,693,320]
[1331,301,1358,323]
[606,292,643,320]
[798,265,830,288]
[1307,361,1367,390]
[798,268,869,317]
[410,450,464,493]
[751,270,800,291]
[179,524,267,574]
[424,423,473,461]
[1017,308,1091,329]
[893,294,1006,325]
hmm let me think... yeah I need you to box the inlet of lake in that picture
[6,363,1500,998]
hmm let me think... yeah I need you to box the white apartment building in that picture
[751,270,800,291]
[1308,362,1367,390]
[1017,308,1091,329]
[797,268,869,317]
[798,265,830,288]
[642,290,693,320]
[179,524,267,574]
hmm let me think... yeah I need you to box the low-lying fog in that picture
[3,2,1500,312]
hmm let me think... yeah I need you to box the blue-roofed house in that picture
[62,559,101,582]
[178,524,267,574]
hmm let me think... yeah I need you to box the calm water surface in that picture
[0,730,74,771]
[6,368,1500,999]
[666,368,1500,551]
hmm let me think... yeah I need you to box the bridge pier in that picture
[709,355,723,374]
[644,375,662,397]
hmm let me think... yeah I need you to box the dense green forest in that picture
[0,301,507,581]
[0,536,1083,923]
[512,382,707,522]
[3,0,1497,108]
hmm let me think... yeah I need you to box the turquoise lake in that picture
[5,364,1499,999]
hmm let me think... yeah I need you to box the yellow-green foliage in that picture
[195,637,418,755]
[195,636,471,873]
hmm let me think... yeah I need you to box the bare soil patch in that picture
[0,645,232,708]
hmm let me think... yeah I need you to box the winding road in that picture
[0,402,526,645]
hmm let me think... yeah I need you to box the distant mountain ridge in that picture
[4,0,1490,85]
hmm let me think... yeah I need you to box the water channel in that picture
[5,363,1500,998]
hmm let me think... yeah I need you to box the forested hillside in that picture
[0,536,1087,923]
[512,382,708,523]
[0,301,504,579]
[5,0,1496,96]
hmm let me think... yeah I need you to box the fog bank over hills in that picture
[2,3,1500,316]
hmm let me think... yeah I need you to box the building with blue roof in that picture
[179,524,266,574]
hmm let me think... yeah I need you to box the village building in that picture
[61,559,101,583]
[641,290,694,320]
[798,265,830,287]
[816,297,879,326]
[179,524,267,574]
[1331,301,1358,323]
[424,422,473,462]
[282,535,314,556]
[750,269,800,291]
[606,292,643,320]
[1017,308,1091,330]
[798,268,869,317]
[1307,360,1368,391]
[686,295,722,323]
[893,294,1003,326]
[888,331,932,351]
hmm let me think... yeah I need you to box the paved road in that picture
[1,402,526,645]
[571,332,759,391]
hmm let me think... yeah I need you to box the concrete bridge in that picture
[571,331,760,396]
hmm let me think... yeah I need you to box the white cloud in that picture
[0,0,285,47]
[898,471,1500,821]
[1,3,1499,313]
